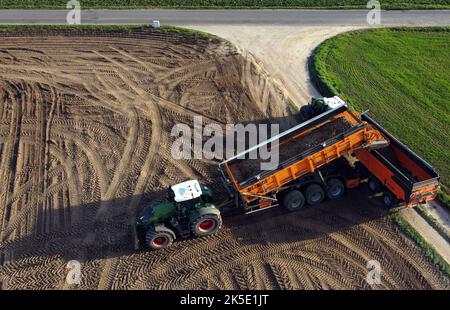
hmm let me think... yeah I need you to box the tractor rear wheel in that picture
[300,105,314,121]
[305,184,325,205]
[191,210,222,237]
[326,178,345,199]
[282,190,306,211]
[145,225,175,250]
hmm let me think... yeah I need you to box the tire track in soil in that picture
[0,81,23,242]
[95,64,166,290]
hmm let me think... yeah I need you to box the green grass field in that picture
[312,27,450,193]
[0,0,449,9]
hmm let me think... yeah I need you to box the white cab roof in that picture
[323,96,348,109]
[171,180,203,202]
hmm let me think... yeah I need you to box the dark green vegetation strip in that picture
[437,191,450,211]
[0,24,222,42]
[415,204,450,243]
[312,27,450,192]
[0,24,144,31]
[0,0,449,9]
[392,213,450,277]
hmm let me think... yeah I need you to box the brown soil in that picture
[0,28,448,290]
[229,117,353,183]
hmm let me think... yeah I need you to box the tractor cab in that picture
[168,180,204,217]
[168,180,213,208]
[170,180,203,202]
[133,180,221,250]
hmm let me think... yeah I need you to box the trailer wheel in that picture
[383,190,398,208]
[191,211,222,237]
[282,190,306,211]
[326,178,345,199]
[145,225,175,250]
[368,176,383,193]
[305,184,325,205]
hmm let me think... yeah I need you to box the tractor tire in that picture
[145,225,175,250]
[305,184,325,206]
[300,105,314,122]
[282,190,306,211]
[326,178,345,199]
[190,209,222,237]
[383,190,398,208]
[368,176,383,193]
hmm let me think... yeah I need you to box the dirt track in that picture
[185,25,362,106]
[0,28,448,290]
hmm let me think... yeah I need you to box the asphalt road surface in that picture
[0,9,449,25]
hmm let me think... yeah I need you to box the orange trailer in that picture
[219,97,440,213]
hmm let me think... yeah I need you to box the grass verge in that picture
[392,213,450,278]
[159,25,222,42]
[437,190,450,211]
[0,24,222,42]
[415,204,450,242]
[312,27,450,192]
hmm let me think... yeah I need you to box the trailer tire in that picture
[191,211,222,237]
[383,190,398,208]
[368,176,383,193]
[305,184,325,205]
[145,225,175,250]
[282,190,306,211]
[326,178,345,199]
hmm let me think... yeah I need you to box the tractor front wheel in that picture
[145,225,175,250]
[191,211,222,237]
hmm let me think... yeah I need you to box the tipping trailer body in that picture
[132,96,440,251]
[219,97,440,213]
[219,98,387,212]
[354,114,440,207]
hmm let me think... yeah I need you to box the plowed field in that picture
[0,28,448,290]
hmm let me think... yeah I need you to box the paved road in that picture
[0,9,449,25]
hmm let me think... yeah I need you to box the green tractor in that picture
[132,180,222,250]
